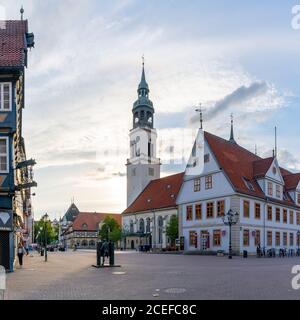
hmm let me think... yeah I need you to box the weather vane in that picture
[195,103,204,130]
[142,54,145,67]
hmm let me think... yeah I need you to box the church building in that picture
[122,63,183,250]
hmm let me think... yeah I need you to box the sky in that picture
[1,0,300,220]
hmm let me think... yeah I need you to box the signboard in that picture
[0,210,13,231]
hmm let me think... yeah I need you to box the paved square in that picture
[4,251,300,300]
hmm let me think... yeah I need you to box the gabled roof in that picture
[62,203,80,222]
[253,157,274,178]
[0,20,30,67]
[284,173,300,191]
[204,131,299,208]
[123,172,184,214]
[71,212,121,232]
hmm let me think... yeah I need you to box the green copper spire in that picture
[132,58,154,129]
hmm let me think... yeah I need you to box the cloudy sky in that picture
[1,0,300,219]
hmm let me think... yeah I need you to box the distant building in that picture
[62,212,121,249]
[0,18,36,271]
[58,202,80,247]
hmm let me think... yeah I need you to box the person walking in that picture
[17,242,25,268]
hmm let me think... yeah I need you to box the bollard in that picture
[0,266,6,300]
[109,241,115,266]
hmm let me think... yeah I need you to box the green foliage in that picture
[98,216,122,243]
[166,215,178,245]
[34,218,58,245]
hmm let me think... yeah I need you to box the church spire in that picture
[138,56,149,95]
[229,113,236,144]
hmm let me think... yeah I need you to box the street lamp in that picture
[222,209,239,259]
[43,213,49,262]
[297,230,300,256]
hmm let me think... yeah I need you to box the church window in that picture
[140,110,145,119]
[129,220,134,233]
[148,167,154,176]
[139,219,145,233]
[146,218,151,233]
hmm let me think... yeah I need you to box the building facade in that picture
[62,212,121,249]
[177,126,300,255]
[0,19,36,271]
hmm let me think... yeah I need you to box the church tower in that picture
[126,62,160,207]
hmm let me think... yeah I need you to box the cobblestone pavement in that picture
[4,250,300,300]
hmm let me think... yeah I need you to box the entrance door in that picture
[201,231,210,250]
[0,231,10,270]
[131,240,135,249]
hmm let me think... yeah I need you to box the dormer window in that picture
[82,223,88,229]
[276,184,281,198]
[272,166,277,175]
[243,177,255,191]
[267,182,273,196]
[0,83,12,111]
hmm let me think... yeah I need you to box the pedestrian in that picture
[256,243,261,258]
[17,242,25,268]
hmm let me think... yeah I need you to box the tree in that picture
[166,215,178,247]
[34,218,58,245]
[98,216,122,243]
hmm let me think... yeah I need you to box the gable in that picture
[265,158,284,184]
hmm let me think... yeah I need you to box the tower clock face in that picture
[148,117,152,123]
[135,117,139,123]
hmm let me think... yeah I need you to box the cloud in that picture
[190,81,273,124]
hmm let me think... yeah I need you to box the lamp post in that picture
[297,230,300,256]
[222,209,239,259]
[43,213,49,262]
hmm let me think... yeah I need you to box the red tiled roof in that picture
[284,173,300,191]
[123,172,184,214]
[204,131,299,208]
[71,212,121,231]
[0,20,28,67]
[253,157,274,178]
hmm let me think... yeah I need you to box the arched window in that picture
[130,220,134,233]
[146,217,151,233]
[81,240,88,246]
[139,218,145,234]
[89,240,95,247]
[140,110,145,119]
[158,216,163,244]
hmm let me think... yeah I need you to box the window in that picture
[243,177,255,191]
[82,223,88,229]
[213,230,221,246]
[276,208,281,222]
[194,178,201,192]
[255,230,261,246]
[195,204,202,220]
[205,175,212,189]
[243,230,250,247]
[139,219,145,233]
[298,194,300,205]
[290,210,294,225]
[283,209,287,224]
[267,182,273,196]
[217,200,225,217]
[255,203,261,219]
[0,137,9,173]
[148,167,154,176]
[0,82,12,111]
[275,232,280,246]
[276,184,281,198]
[204,153,210,163]
[267,206,272,221]
[243,201,250,218]
[186,205,193,221]
[290,233,294,246]
[206,202,214,218]
[283,232,287,246]
[267,231,272,246]
[189,231,197,247]
[297,212,300,225]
